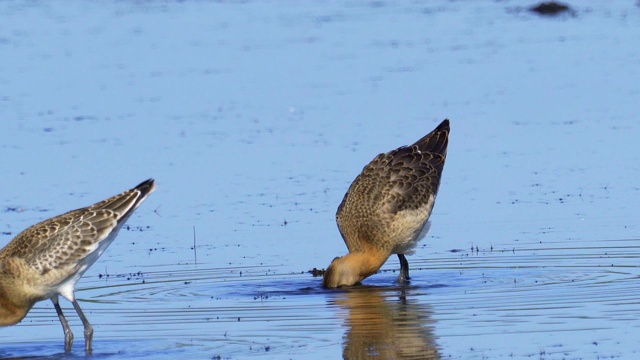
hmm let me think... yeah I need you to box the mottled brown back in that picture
[0,179,155,274]
[336,120,449,252]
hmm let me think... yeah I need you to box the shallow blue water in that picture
[1,1,640,358]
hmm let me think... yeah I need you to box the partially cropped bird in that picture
[0,179,155,352]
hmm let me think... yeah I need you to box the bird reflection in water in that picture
[333,286,439,360]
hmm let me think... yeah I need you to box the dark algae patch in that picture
[529,2,574,16]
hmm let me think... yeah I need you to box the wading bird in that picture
[323,120,449,288]
[0,179,155,352]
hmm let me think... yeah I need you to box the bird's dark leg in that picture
[397,254,411,283]
[51,296,74,352]
[72,299,94,354]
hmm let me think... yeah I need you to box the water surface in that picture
[1,1,640,359]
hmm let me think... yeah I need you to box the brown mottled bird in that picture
[324,120,449,288]
[0,179,156,353]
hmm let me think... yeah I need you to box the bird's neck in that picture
[0,284,33,326]
[343,249,390,280]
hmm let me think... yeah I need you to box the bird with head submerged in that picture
[0,179,155,353]
[323,120,449,288]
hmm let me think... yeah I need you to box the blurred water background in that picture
[1,1,640,359]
